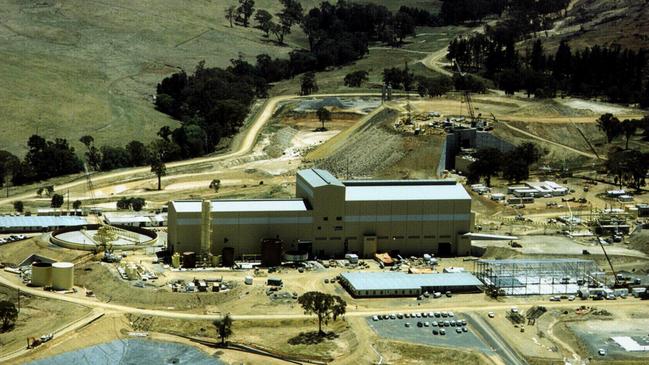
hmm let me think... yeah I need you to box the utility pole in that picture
[67,189,70,213]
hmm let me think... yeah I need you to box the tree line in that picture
[445,0,649,104]
[0,136,83,187]
[467,142,543,186]
[439,0,570,27]
[449,35,649,104]
[597,113,649,191]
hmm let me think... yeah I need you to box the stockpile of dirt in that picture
[627,230,649,255]
[314,109,405,177]
[264,126,298,158]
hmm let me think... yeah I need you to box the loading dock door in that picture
[438,242,452,257]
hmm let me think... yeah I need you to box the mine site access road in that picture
[0,92,415,207]
[1,271,646,322]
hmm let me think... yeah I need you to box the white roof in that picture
[344,181,470,201]
[0,216,87,228]
[172,200,308,213]
[341,272,482,291]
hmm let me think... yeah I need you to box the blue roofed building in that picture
[339,272,483,297]
[168,169,474,261]
[0,215,88,233]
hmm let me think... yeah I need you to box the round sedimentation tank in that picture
[222,247,235,267]
[50,224,157,251]
[183,252,196,268]
[51,262,74,290]
[261,239,282,267]
[31,262,52,287]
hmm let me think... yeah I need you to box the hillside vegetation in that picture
[0,0,314,156]
[0,0,437,157]
[544,0,649,50]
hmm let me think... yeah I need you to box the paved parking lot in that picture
[366,311,494,355]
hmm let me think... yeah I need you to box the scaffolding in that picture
[475,259,603,296]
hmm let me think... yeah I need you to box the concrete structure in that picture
[168,169,474,261]
[51,262,74,290]
[51,224,158,251]
[442,127,514,171]
[0,216,87,233]
[339,272,483,297]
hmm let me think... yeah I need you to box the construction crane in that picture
[84,163,95,201]
[453,60,476,123]
[596,236,625,288]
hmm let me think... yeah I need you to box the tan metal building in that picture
[168,169,473,260]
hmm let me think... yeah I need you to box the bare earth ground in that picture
[0,285,92,358]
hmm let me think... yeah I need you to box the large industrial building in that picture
[167,169,474,261]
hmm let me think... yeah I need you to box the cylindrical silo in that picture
[51,262,74,290]
[171,252,181,268]
[31,262,52,287]
[222,247,235,267]
[183,252,196,268]
[261,239,282,267]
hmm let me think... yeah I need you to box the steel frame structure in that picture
[475,259,601,296]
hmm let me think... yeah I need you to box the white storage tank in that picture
[244,276,253,285]
[31,262,52,287]
[51,262,74,290]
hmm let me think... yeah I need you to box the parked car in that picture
[488,312,495,318]
[456,328,463,333]
[598,348,607,356]
[424,322,430,327]
[462,326,468,333]
[432,329,439,335]
[372,315,379,321]
[417,322,423,328]
[439,329,446,335]
[405,322,411,328]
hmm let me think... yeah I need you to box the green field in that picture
[0,0,445,157]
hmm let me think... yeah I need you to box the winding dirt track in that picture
[0,93,397,206]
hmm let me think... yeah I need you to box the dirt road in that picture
[0,309,104,363]
[2,271,648,322]
[499,121,601,160]
[467,313,527,365]
[0,93,399,207]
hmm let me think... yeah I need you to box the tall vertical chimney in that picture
[201,199,212,255]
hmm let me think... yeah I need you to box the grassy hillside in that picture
[0,0,441,157]
[541,0,649,51]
